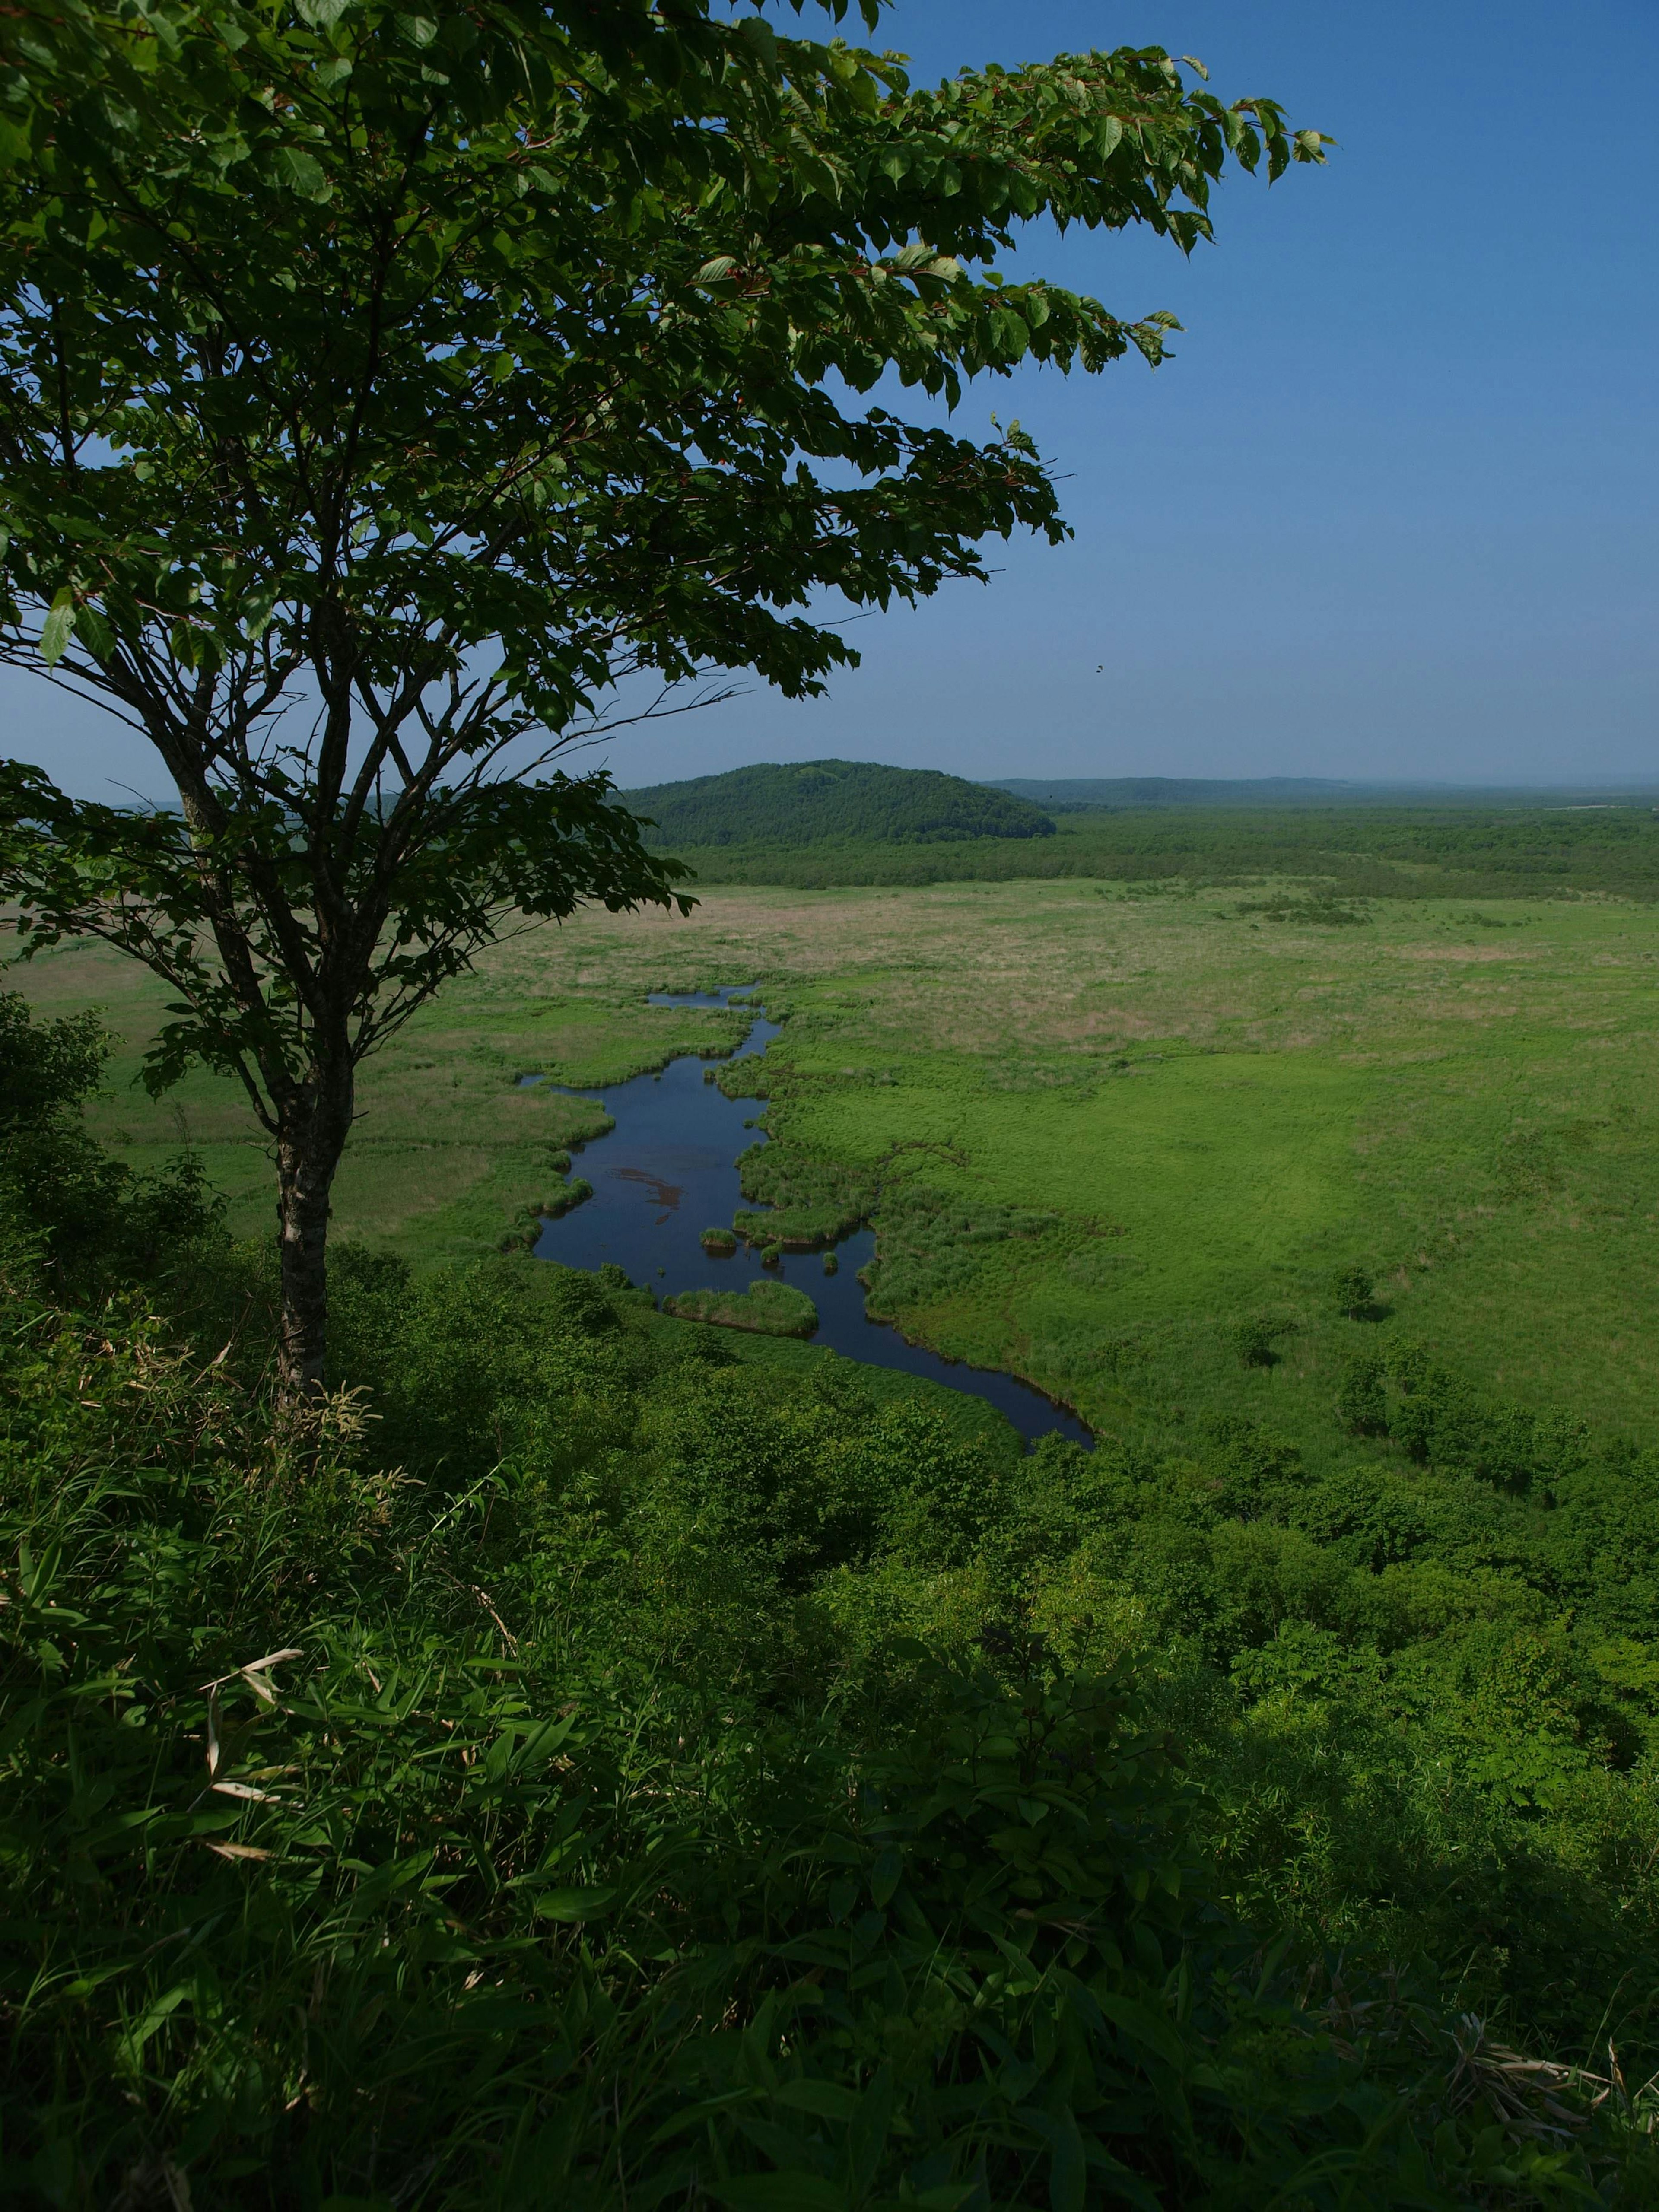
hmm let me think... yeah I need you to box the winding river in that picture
[529,986,1092,1447]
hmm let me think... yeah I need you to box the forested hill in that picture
[622,760,1055,849]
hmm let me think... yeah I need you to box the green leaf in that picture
[38,588,75,667]
[116,1983,190,2073]
[533,1885,615,1921]
[868,1843,902,1906]
[269,146,330,200]
[735,15,779,71]
[1093,1991,1189,2073]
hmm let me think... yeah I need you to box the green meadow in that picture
[13,935,751,1262]
[16,871,1659,1457]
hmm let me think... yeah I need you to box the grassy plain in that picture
[16,870,1659,1458]
[661,797,1659,898]
[12,936,752,1261]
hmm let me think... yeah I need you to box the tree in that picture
[0,1,1325,1395]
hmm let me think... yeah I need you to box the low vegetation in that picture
[661,1277,820,1336]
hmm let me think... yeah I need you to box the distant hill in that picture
[623,760,1055,849]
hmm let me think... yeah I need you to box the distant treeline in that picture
[622,758,1055,849]
[991,776,1659,811]
[665,803,1659,900]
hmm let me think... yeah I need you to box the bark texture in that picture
[275,1065,355,1400]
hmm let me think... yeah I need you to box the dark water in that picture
[530,986,1092,1447]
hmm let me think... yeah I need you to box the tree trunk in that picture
[275,1063,355,1402]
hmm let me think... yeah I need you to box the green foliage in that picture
[863,1184,1064,1316]
[499,1174,594,1255]
[662,801,1659,899]
[662,1278,818,1335]
[1335,1354,1389,1435]
[1239,893,1373,926]
[8,1244,1655,2205]
[1230,1313,1284,1367]
[734,1136,877,1248]
[0,988,223,1297]
[625,759,1056,851]
[1332,1263,1375,1317]
[14,961,1659,2198]
[0,3,1319,1090]
[699,1226,738,1254]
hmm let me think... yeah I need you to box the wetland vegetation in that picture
[661,1278,819,1335]
[658,794,1659,901]
[13,847,1659,2201]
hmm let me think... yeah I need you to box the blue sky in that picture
[8,0,1656,797]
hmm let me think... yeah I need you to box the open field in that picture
[12,936,753,1262]
[15,871,1659,1457]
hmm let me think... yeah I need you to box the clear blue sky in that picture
[8,0,1655,797]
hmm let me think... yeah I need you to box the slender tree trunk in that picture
[275,1059,355,1401]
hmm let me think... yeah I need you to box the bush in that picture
[699,1225,738,1254]
[1230,1313,1283,1367]
[1335,1353,1389,1434]
[0,989,225,1296]
[1332,1262,1375,1316]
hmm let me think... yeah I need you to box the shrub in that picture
[545,1174,593,1217]
[699,1226,738,1254]
[1332,1262,1375,1316]
[1230,1313,1283,1367]
[0,989,225,1296]
[1335,1353,1389,1434]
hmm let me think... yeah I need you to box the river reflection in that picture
[531,985,1091,1447]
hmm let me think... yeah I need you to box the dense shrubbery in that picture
[5,996,1659,2203]
[0,991,224,1298]
[10,1246,1656,2206]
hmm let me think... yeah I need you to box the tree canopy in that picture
[0,0,1326,1387]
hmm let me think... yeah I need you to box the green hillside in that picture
[622,758,1055,850]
